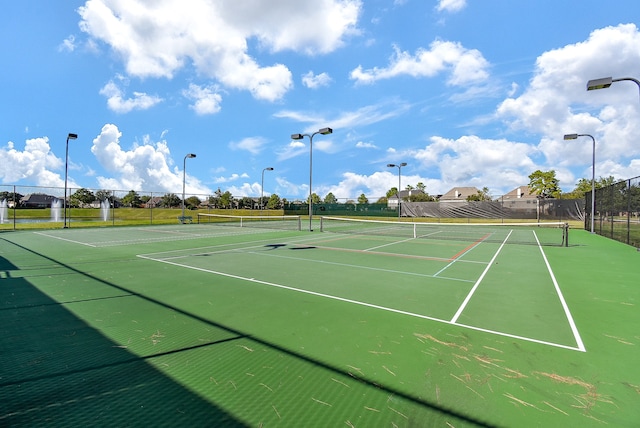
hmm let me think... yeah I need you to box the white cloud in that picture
[183,83,223,115]
[99,79,163,113]
[436,0,467,13]
[90,123,210,194]
[78,0,361,101]
[412,135,538,194]
[496,24,640,179]
[350,40,489,86]
[58,35,76,52]
[302,71,332,89]
[275,99,410,134]
[229,137,267,155]
[355,141,378,149]
[213,173,250,184]
[0,137,72,188]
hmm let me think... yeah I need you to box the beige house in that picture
[438,187,479,202]
[501,185,537,200]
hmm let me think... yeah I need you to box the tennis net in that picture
[197,213,302,231]
[319,216,569,247]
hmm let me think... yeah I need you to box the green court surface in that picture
[1,220,639,427]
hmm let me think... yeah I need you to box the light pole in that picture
[291,127,333,231]
[587,76,640,101]
[564,134,596,233]
[387,162,407,220]
[261,167,274,210]
[182,153,196,219]
[63,133,78,228]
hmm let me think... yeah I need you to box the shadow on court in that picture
[0,237,498,427]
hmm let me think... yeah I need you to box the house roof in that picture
[439,187,479,201]
[501,185,537,199]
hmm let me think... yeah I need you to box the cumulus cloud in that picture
[496,24,640,176]
[183,83,223,115]
[90,124,210,194]
[78,0,361,101]
[229,137,267,155]
[58,35,76,52]
[436,0,467,13]
[350,40,489,86]
[355,141,378,149]
[99,79,163,113]
[302,71,332,89]
[0,137,74,188]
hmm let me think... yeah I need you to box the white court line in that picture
[137,252,583,352]
[33,231,98,247]
[449,231,512,323]
[534,231,586,352]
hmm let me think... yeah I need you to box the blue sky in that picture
[2,0,640,202]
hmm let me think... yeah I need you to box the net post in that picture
[413,223,417,239]
[564,222,569,247]
[297,215,301,231]
[320,216,324,232]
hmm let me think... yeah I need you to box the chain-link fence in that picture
[0,184,270,230]
[589,175,640,248]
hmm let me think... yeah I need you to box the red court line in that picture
[448,233,491,261]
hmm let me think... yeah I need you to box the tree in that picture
[185,196,201,210]
[219,191,233,209]
[376,196,388,204]
[386,187,398,198]
[528,170,560,198]
[357,193,368,204]
[70,188,95,207]
[405,184,414,191]
[122,190,142,208]
[0,191,23,204]
[466,187,492,202]
[307,193,321,204]
[267,194,282,209]
[408,192,435,202]
[323,192,338,204]
[161,193,181,208]
[416,182,426,192]
[95,189,112,202]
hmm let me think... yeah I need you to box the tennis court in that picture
[1,216,639,426]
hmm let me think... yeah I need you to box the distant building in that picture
[501,186,537,200]
[387,189,426,208]
[438,187,479,202]
[20,193,58,208]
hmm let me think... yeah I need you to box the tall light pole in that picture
[291,127,333,231]
[261,167,274,210]
[63,133,78,228]
[387,162,407,220]
[587,76,640,101]
[564,134,596,233]
[182,153,196,219]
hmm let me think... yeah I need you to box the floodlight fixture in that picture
[387,162,407,219]
[182,153,197,219]
[587,76,640,101]
[261,167,274,209]
[289,127,334,231]
[63,133,78,228]
[564,133,596,234]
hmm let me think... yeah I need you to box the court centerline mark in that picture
[449,230,512,323]
[137,252,583,351]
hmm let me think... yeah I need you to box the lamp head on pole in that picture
[266,167,274,171]
[291,133,304,140]
[387,163,396,168]
[563,134,578,140]
[587,77,613,91]
[186,153,196,159]
[318,127,332,135]
[67,133,78,140]
[399,162,407,167]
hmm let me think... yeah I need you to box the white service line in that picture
[449,230,512,323]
